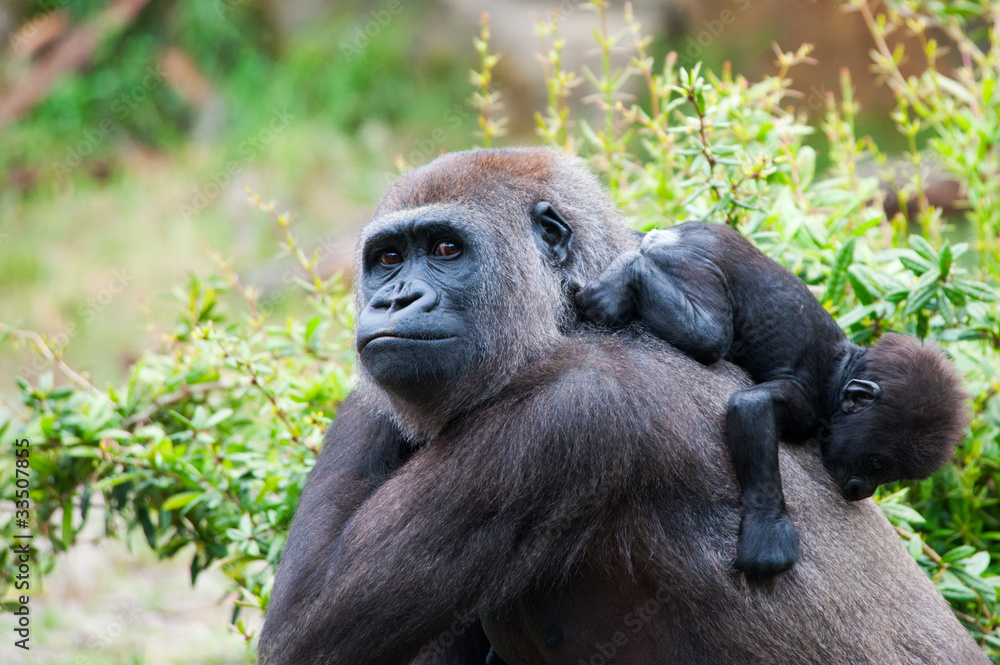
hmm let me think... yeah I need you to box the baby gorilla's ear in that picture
[840,379,881,414]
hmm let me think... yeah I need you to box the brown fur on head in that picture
[826,333,970,491]
[861,333,970,476]
[354,147,637,440]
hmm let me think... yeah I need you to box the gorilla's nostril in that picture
[391,292,421,310]
[844,479,867,501]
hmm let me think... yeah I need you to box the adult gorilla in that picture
[258,148,985,665]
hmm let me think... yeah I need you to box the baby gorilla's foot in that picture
[576,251,642,327]
[734,510,799,577]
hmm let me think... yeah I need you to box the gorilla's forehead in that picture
[376,148,558,213]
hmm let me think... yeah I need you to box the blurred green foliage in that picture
[1,0,467,182]
[2,0,1000,660]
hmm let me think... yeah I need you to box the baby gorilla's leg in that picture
[575,251,642,327]
[726,383,802,576]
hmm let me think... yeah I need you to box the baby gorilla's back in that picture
[576,224,735,366]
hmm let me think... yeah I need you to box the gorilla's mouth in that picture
[358,332,459,351]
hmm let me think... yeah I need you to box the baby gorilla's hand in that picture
[576,251,642,328]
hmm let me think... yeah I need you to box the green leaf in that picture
[879,502,927,526]
[959,551,990,576]
[137,507,157,549]
[899,253,934,275]
[938,582,977,602]
[909,235,939,262]
[95,428,133,440]
[64,445,101,458]
[847,265,880,305]
[162,491,203,511]
[938,243,953,278]
[941,545,977,563]
[204,408,234,428]
[304,317,321,344]
[954,279,996,302]
[61,499,74,549]
[800,214,830,246]
[837,304,876,329]
[49,387,74,400]
[578,119,603,149]
[954,569,1000,598]
[38,372,53,393]
[826,238,856,307]
[796,146,816,189]
[93,472,145,491]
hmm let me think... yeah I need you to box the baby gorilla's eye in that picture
[380,251,403,266]
[433,240,462,258]
[865,455,888,473]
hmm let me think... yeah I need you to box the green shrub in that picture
[2,0,999,658]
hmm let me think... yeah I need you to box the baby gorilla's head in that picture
[823,333,969,501]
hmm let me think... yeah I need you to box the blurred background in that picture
[0,0,961,663]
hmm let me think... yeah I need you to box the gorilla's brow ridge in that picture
[362,217,473,255]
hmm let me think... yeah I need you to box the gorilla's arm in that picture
[261,360,650,665]
[259,394,404,644]
[260,394,496,664]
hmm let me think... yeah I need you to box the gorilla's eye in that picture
[433,240,462,258]
[380,250,403,266]
[864,455,888,474]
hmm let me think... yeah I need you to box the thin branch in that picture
[894,525,944,565]
[0,323,100,394]
[123,381,225,428]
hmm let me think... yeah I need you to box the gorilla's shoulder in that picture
[529,331,747,400]
[490,331,750,441]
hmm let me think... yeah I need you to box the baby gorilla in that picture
[577,221,969,576]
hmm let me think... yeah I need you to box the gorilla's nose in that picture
[844,478,871,501]
[373,280,439,313]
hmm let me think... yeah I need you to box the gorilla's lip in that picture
[358,331,459,351]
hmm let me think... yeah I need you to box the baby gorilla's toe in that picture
[734,511,799,577]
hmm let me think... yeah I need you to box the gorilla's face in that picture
[824,408,904,502]
[356,211,479,403]
[355,201,575,408]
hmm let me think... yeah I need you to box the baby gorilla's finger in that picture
[575,251,642,327]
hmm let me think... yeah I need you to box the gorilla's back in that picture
[492,333,986,665]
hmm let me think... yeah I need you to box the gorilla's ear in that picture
[532,202,573,266]
[840,379,881,414]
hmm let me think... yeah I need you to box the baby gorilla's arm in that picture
[577,243,733,365]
